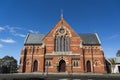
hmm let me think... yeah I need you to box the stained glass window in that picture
[54,36,70,52]
[54,27,70,52]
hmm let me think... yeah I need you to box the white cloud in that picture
[109,34,119,39]
[28,30,39,33]
[0,39,16,43]
[5,25,21,33]
[0,25,21,33]
[0,44,3,48]
[0,27,5,31]
[1,25,25,38]
[13,33,26,38]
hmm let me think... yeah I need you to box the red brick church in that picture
[19,16,106,73]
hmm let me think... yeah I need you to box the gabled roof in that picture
[24,33,101,45]
[24,33,45,44]
[79,33,101,45]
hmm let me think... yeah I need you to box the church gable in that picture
[42,17,82,53]
[43,18,81,40]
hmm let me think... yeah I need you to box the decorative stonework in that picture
[71,38,77,42]
[56,57,68,66]
[94,59,101,67]
[47,38,53,41]
[47,47,52,50]
[26,59,31,65]
[45,52,80,56]
[72,47,78,50]
[53,26,71,37]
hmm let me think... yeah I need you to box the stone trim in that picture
[45,52,80,56]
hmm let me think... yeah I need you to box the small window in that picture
[73,61,79,67]
[45,60,51,66]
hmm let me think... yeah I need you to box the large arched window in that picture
[54,36,70,52]
[54,27,70,52]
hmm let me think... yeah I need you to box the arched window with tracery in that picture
[54,27,70,52]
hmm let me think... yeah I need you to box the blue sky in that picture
[0,0,120,64]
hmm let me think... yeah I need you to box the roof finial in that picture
[61,9,63,18]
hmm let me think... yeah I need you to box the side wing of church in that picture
[19,17,106,73]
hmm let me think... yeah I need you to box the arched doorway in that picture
[86,60,91,72]
[58,59,66,72]
[33,60,38,72]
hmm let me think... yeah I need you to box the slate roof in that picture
[24,33,101,45]
[24,33,45,44]
[79,33,101,45]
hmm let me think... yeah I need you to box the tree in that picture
[116,50,120,57]
[108,58,116,73]
[0,55,18,73]
[0,59,3,73]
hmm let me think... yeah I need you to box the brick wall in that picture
[19,18,106,73]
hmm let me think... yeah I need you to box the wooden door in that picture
[59,60,66,72]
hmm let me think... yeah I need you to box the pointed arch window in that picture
[33,60,38,72]
[66,36,70,51]
[86,60,91,72]
[54,27,70,52]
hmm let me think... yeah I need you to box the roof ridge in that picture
[29,33,46,35]
[24,33,30,44]
[94,33,101,44]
